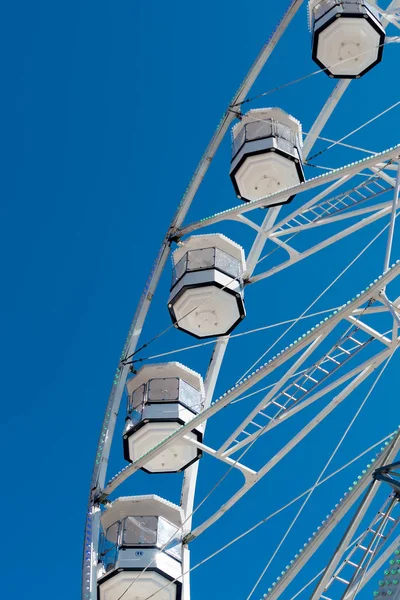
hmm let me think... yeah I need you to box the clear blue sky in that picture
[2,1,400,599]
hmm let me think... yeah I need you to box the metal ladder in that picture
[274,176,392,235]
[231,326,373,450]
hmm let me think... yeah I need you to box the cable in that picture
[135,429,397,600]
[306,99,400,162]
[245,349,397,599]
[301,131,377,156]
[235,216,395,384]
[288,532,365,600]
[231,38,399,109]
[242,99,398,166]
[230,340,375,405]
[129,307,338,364]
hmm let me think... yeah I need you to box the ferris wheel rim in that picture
[83,2,400,599]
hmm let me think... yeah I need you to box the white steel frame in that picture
[82,2,400,599]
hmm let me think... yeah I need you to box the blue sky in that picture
[2,1,400,599]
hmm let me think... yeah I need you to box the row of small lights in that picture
[261,432,400,599]
[195,145,400,225]
[374,550,400,596]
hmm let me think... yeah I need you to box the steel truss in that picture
[82,1,400,599]
[263,443,400,599]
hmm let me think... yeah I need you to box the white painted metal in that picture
[178,145,400,235]
[310,481,389,599]
[83,2,400,599]
[264,431,400,599]
[302,81,351,157]
[345,533,400,597]
[180,337,229,600]
[321,495,400,598]
[384,162,400,273]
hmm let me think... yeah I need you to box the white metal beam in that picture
[249,205,394,284]
[264,431,400,599]
[224,348,390,458]
[180,337,229,600]
[178,146,400,235]
[303,81,351,158]
[310,481,385,599]
[345,533,400,598]
[190,361,384,541]
[218,336,324,454]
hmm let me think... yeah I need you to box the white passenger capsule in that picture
[308,0,385,78]
[123,362,204,473]
[168,234,246,338]
[97,495,183,600]
[230,108,304,205]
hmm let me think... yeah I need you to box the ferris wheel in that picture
[82,1,400,599]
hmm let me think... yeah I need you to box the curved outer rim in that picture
[81,3,337,599]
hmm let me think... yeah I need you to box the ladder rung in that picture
[347,560,359,568]
[272,400,286,409]
[358,545,374,553]
[335,576,350,584]
[337,345,351,355]
[259,411,273,420]
[293,383,307,392]
[348,336,363,346]
[326,355,340,365]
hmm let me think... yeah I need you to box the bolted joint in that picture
[169,233,182,245]
[183,532,196,545]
